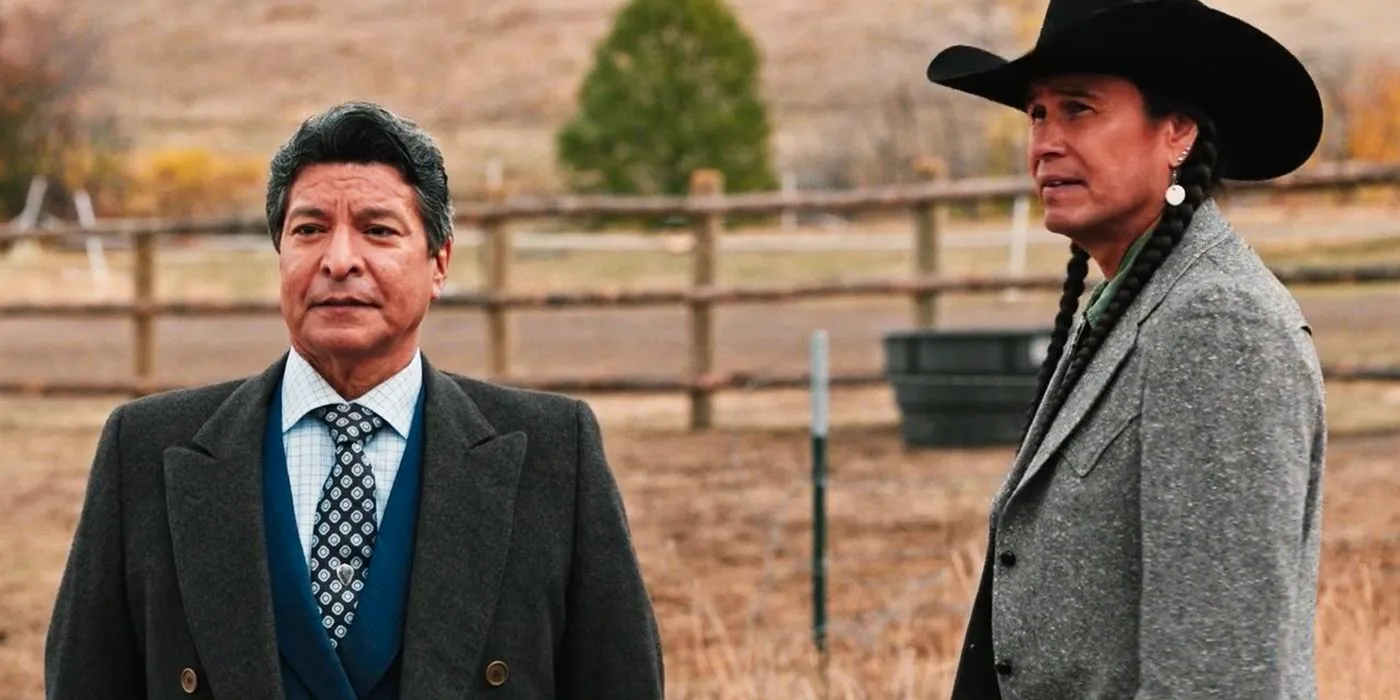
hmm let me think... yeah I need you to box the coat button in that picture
[180,668,198,693]
[485,660,509,687]
[999,551,1017,567]
[995,660,1013,675]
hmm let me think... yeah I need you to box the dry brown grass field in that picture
[6,398,1399,699]
[83,0,1400,191]
[3,199,1400,698]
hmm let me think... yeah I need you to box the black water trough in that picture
[882,328,1054,447]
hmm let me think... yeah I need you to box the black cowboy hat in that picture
[925,0,1323,181]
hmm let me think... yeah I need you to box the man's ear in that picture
[430,237,452,300]
[1168,115,1200,165]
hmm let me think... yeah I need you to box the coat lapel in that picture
[1009,316,1140,502]
[1003,199,1235,506]
[991,320,1083,516]
[163,357,288,700]
[399,359,529,698]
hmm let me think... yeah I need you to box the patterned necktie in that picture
[308,402,386,647]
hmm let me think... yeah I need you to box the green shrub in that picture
[556,0,777,225]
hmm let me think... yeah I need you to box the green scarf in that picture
[1084,222,1157,328]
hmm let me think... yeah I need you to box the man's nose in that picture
[1028,122,1067,171]
[321,227,363,278]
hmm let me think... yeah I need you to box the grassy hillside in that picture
[84,0,1398,192]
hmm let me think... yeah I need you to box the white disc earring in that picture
[1165,168,1185,206]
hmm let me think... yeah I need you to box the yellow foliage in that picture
[1343,60,1400,163]
[1011,0,1043,46]
[982,107,1028,176]
[119,147,266,217]
[52,139,126,193]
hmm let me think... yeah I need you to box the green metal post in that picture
[810,330,829,679]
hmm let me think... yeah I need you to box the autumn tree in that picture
[979,0,1042,176]
[0,0,124,219]
[555,0,777,198]
[1343,58,1400,163]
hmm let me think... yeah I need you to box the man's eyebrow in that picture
[1051,85,1095,99]
[284,205,409,227]
[1026,84,1096,103]
[286,205,329,220]
[354,206,405,221]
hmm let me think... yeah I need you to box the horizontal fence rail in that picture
[3,160,1400,429]
[7,363,1400,400]
[3,161,1398,243]
[5,263,1400,318]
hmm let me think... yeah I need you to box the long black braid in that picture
[1023,244,1091,431]
[1019,91,1223,445]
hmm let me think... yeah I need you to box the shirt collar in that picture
[280,348,423,438]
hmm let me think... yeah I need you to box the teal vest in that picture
[261,384,425,699]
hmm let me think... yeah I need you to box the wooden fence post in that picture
[688,169,723,431]
[132,232,156,393]
[912,158,944,328]
[480,183,513,378]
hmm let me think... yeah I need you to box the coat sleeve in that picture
[1134,291,1325,699]
[556,399,665,699]
[45,405,145,700]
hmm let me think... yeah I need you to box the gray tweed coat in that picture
[949,199,1327,700]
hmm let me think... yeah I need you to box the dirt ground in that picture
[3,394,1399,699]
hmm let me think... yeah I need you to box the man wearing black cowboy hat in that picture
[926,1,1328,699]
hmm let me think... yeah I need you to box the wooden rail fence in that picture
[3,161,1400,429]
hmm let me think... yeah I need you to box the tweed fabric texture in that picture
[950,199,1327,700]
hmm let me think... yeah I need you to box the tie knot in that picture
[312,402,386,445]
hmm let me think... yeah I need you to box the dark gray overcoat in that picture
[44,353,665,699]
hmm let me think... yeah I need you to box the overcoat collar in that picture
[996,199,1233,512]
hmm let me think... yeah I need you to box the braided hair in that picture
[1019,87,1224,444]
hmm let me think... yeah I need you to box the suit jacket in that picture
[950,199,1327,700]
[44,353,666,699]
